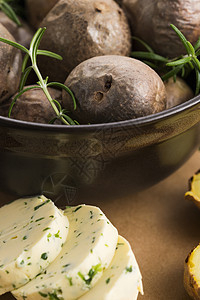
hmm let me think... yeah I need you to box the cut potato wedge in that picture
[184,244,200,300]
[185,171,200,208]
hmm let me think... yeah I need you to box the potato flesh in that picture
[185,173,200,207]
[186,245,200,300]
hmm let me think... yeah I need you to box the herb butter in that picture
[0,195,69,295]
[12,205,118,300]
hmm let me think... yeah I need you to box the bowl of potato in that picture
[0,0,199,206]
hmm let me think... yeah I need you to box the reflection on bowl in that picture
[0,94,200,206]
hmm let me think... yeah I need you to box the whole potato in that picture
[0,23,22,104]
[0,11,34,48]
[164,77,194,109]
[39,0,131,82]
[0,86,62,124]
[25,0,58,28]
[62,55,167,124]
[122,0,200,57]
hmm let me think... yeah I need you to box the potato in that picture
[164,77,194,109]
[62,55,167,124]
[39,0,131,82]
[122,0,200,57]
[0,11,34,48]
[0,86,62,124]
[25,0,58,28]
[0,23,22,104]
[185,171,200,209]
[184,244,200,300]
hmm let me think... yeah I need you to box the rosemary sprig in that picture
[164,24,200,95]
[0,27,77,125]
[131,24,200,95]
[0,0,21,26]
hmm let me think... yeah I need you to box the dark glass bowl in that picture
[0,95,200,206]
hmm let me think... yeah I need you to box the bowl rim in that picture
[0,93,200,131]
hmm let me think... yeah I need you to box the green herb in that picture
[66,276,73,286]
[41,253,48,260]
[39,291,48,298]
[126,266,133,273]
[49,293,63,300]
[54,230,61,239]
[73,206,82,213]
[106,277,110,284]
[44,289,63,300]
[43,227,50,232]
[78,263,102,285]
[22,235,27,240]
[62,264,70,268]
[34,199,50,211]
[131,24,200,95]
[76,232,82,238]
[163,24,200,95]
[47,233,52,242]
[0,0,21,26]
[35,217,45,222]
[0,27,77,125]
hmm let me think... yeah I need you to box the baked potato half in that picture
[184,244,200,300]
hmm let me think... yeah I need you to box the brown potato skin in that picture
[0,23,22,104]
[25,0,58,28]
[164,77,194,109]
[122,0,200,57]
[39,0,131,83]
[0,11,34,49]
[62,55,167,124]
[0,86,62,124]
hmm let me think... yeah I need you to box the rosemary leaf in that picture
[194,37,200,51]
[19,66,33,91]
[131,51,168,62]
[170,24,191,55]
[166,57,191,67]
[47,82,77,110]
[0,0,21,26]
[37,50,62,61]
[162,65,183,81]
[0,36,28,53]
[9,85,40,117]
[195,69,200,95]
